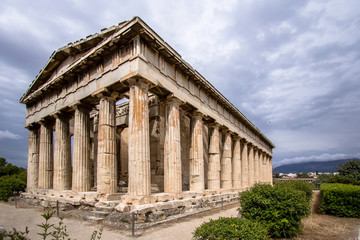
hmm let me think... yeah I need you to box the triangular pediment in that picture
[20,19,132,103]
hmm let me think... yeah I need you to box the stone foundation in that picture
[20,189,241,228]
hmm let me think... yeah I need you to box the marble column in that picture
[207,123,221,190]
[38,120,54,189]
[93,115,98,187]
[263,155,267,183]
[232,136,241,188]
[221,131,232,189]
[254,148,259,183]
[72,105,91,192]
[128,79,151,196]
[241,140,249,188]
[190,111,205,192]
[26,125,40,190]
[97,96,118,194]
[269,157,273,185]
[258,151,263,183]
[262,152,266,183]
[53,113,71,190]
[248,144,254,186]
[164,97,182,194]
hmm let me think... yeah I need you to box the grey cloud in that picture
[0,0,359,167]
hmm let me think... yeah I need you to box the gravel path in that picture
[0,202,239,240]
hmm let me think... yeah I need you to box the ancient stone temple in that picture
[20,17,274,223]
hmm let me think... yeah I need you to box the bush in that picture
[239,184,310,238]
[193,217,269,240]
[275,181,313,202]
[0,175,26,201]
[320,183,360,218]
[0,158,27,201]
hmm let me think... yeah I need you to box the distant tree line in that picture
[316,160,360,186]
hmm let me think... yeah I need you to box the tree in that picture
[296,172,313,178]
[0,157,7,167]
[274,173,283,178]
[0,158,27,201]
[336,160,360,180]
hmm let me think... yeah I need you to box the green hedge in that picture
[320,183,360,218]
[239,184,311,238]
[193,217,269,240]
[275,181,313,202]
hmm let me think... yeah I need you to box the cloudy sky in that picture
[0,0,359,168]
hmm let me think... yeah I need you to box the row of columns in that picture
[27,79,273,196]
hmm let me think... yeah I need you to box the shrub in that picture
[0,175,26,201]
[320,183,360,218]
[275,181,313,202]
[239,184,310,238]
[193,217,269,240]
[0,158,27,201]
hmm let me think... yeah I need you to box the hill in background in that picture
[273,158,360,174]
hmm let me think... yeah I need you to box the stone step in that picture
[95,206,115,212]
[83,215,104,224]
[88,211,111,218]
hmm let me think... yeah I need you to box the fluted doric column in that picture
[72,105,91,192]
[164,96,182,194]
[128,79,151,196]
[269,156,273,185]
[241,140,249,188]
[221,131,232,189]
[38,120,54,189]
[97,95,118,194]
[261,152,265,183]
[232,136,241,188]
[93,115,99,187]
[248,144,255,186]
[254,148,259,183]
[27,124,40,190]
[53,113,71,190]
[190,111,204,192]
[258,151,263,183]
[208,123,221,190]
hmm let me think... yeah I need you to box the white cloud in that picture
[277,152,360,166]
[0,130,21,140]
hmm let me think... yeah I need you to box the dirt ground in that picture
[1,194,359,240]
[0,201,239,240]
[289,191,360,240]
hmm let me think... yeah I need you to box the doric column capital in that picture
[232,135,241,141]
[220,126,230,135]
[92,87,122,101]
[191,110,203,120]
[39,117,55,127]
[207,122,221,129]
[25,122,40,130]
[70,101,93,112]
[128,78,150,89]
[240,138,248,144]
[53,111,72,121]
[165,94,183,106]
